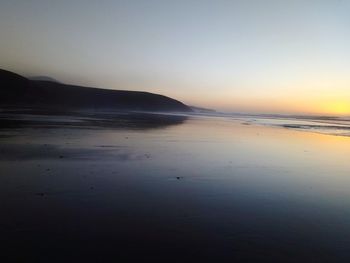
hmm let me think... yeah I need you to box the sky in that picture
[1,0,350,115]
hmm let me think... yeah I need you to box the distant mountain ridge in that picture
[190,106,216,113]
[0,69,192,112]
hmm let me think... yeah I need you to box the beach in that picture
[1,110,350,262]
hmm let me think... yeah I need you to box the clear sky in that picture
[1,0,350,115]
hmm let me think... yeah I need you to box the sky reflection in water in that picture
[1,113,350,262]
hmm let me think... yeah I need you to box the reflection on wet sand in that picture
[1,111,350,262]
[0,109,188,130]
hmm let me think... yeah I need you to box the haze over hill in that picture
[0,69,192,112]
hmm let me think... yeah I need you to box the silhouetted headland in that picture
[0,69,192,112]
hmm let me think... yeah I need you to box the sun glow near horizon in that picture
[188,92,350,116]
[320,101,350,116]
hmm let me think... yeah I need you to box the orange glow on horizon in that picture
[185,93,350,116]
[320,101,350,115]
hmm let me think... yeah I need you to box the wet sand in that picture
[1,110,350,262]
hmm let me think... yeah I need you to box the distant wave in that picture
[219,113,350,137]
[282,124,350,130]
[254,116,350,137]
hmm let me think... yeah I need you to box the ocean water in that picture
[235,115,350,137]
[1,111,350,262]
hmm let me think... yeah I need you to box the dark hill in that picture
[29,76,60,82]
[0,69,192,112]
